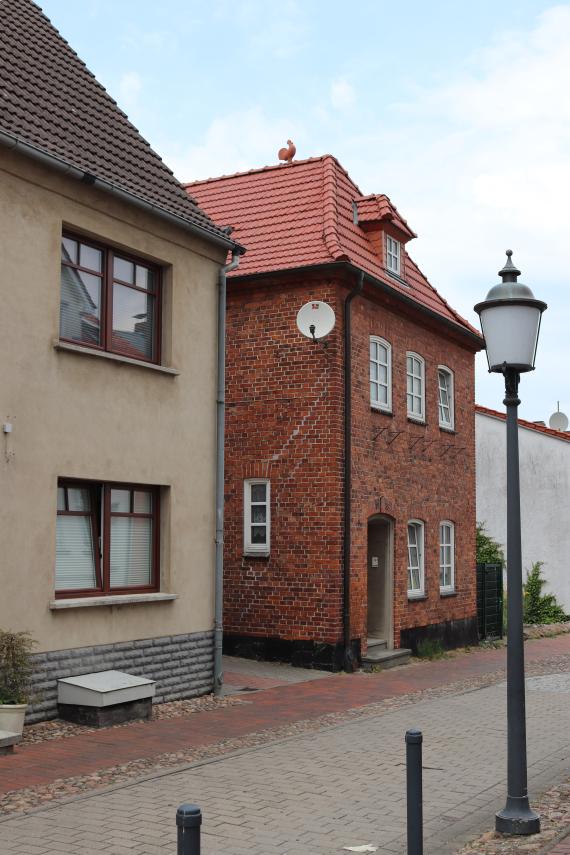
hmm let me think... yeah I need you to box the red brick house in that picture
[188,155,483,669]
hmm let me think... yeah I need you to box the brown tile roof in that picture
[186,155,480,339]
[475,404,570,442]
[0,0,233,246]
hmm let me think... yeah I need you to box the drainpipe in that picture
[214,249,241,695]
[343,270,364,672]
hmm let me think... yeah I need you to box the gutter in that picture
[343,270,364,672]
[214,249,241,695]
[0,130,241,253]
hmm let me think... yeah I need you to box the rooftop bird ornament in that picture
[278,139,296,164]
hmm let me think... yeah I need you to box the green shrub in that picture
[476,524,504,565]
[0,630,36,704]
[416,638,445,660]
[523,562,568,625]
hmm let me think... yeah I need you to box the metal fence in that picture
[476,562,504,640]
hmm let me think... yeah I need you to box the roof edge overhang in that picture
[0,130,244,254]
[229,260,483,349]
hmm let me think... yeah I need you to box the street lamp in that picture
[474,250,547,836]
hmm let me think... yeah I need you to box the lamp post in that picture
[474,250,546,836]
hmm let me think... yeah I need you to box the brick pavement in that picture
[549,835,570,854]
[0,656,569,854]
[0,636,568,797]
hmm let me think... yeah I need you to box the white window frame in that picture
[407,520,425,597]
[438,366,454,430]
[369,336,392,412]
[439,521,455,593]
[406,352,425,422]
[244,479,270,556]
[386,235,401,275]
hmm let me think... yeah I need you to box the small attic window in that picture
[386,235,401,275]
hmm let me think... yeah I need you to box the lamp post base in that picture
[496,797,541,835]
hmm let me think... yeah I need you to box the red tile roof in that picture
[476,404,570,442]
[0,0,232,246]
[186,155,479,338]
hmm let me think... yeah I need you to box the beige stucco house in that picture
[0,0,240,720]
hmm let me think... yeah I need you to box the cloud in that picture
[340,6,570,418]
[330,78,355,110]
[163,107,302,183]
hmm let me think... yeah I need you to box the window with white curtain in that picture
[55,481,159,596]
[244,480,270,555]
[438,367,454,429]
[407,520,425,596]
[370,336,392,411]
[439,521,455,592]
[406,353,425,421]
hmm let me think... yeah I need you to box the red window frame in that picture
[60,232,162,364]
[56,480,160,598]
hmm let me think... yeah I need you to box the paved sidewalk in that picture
[0,636,568,798]
[1,660,569,854]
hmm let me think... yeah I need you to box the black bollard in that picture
[406,729,423,855]
[176,803,202,855]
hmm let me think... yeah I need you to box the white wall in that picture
[476,411,570,612]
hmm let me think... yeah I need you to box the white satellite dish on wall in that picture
[296,301,336,341]
[549,409,569,431]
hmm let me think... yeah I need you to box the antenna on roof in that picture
[549,402,569,432]
[296,301,335,349]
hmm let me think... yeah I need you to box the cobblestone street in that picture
[0,637,569,854]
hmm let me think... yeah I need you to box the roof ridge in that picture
[184,153,352,187]
[322,156,350,262]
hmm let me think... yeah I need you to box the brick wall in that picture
[224,274,345,648]
[349,281,478,649]
[224,269,478,660]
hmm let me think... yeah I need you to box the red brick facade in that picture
[223,269,478,661]
[189,155,482,666]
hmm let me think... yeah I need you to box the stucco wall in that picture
[0,148,225,653]
[475,411,570,612]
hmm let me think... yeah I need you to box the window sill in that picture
[385,270,410,288]
[440,589,457,598]
[439,425,456,434]
[50,593,178,610]
[407,416,426,426]
[371,406,393,417]
[407,593,427,601]
[243,551,270,559]
[54,341,180,375]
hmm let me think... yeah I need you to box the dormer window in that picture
[386,235,401,275]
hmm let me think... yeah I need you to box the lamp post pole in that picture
[495,367,540,835]
[474,251,546,836]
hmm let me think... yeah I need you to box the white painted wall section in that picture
[476,410,570,612]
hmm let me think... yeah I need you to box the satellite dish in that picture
[549,410,569,431]
[296,301,336,341]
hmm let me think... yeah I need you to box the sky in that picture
[40,0,570,423]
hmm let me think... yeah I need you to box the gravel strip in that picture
[456,777,570,854]
[2,651,569,818]
[21,694,244,745]
[524,622,570,640]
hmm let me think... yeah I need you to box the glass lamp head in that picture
[474,251,547,373]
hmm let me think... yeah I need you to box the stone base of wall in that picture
[223,634,360,671]
[27,630,214,723]
[400,617,479,655]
